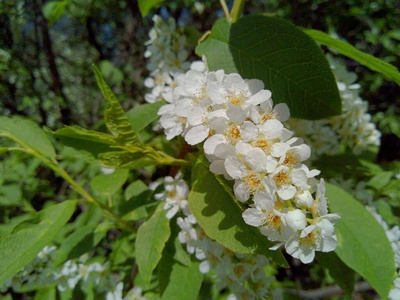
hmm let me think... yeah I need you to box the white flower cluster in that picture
[0,245,146,300]
[157,64,340,263]
[155,173,280,300]
[290,55,381,158]
[144,15,190,103]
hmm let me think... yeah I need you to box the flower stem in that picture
[219,0,230,20]
[231,0,245,23]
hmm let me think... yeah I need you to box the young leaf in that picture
[161,261,203,300]
[196,16,341,120]
[99,151,157,169]
[138,0,165,17]
[188,157,288,267]
[92,65,139,146]
[0,201,76,286]
[90,169,130,195]
[326,183,395,299]
[126,101,165,132]
[304,29,400,86]
[135,203,171,285]
[0,116,56,160]
[55,126,115,157]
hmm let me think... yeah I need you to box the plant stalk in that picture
[231,0,245,23]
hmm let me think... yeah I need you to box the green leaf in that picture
[188,157,288,267]
[127,102,165,132]
[52,223,107,268]
[42,1,69,27]
[99,151,157,169]
[367,171,393,190]
[125,180,148,200]
[135,203,171,285]
[304,29,400,86]
[0,116,56,159]
[92,65,139,146]
[0,147,9,155]
[138,0,165,17]
[0,201,76,286]
[34,286,56,300]
[161,261,203,300]
[0,184,23,206]
[55,126,115,157]
[90,169,129,195]
[316,252,355,296]
[326,183,395,298]
[196,16,341,120]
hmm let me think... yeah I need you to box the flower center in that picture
[254,139,270,153]
[228,126,241,140]
[273,171,289,186]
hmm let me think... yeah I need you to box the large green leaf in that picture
[135,203,171,285]
[304,29,400,86]
[93,65,139,146]
[0,201,76,286]
[188,157,288,267]
[196,16,341,120]
[90,169,129,195]
[326,183,395,299]
[138,0,165,17]
[0,116,56,159]
[126,101,165,132]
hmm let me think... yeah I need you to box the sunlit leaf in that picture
[326,183,395,298]
[196,16,341,120]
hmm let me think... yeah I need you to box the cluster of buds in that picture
[289,55,381,158]
[144,15,190,103]
[155,174,279,299]
[157,64,340,263]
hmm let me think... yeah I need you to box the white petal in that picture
[246,79,264,94]
[247,90,271,107]
[245,148,268,172]
[278,185,296,200]
[224,156,246,179]
[204,134,226,155]
[274,103,290,122]
[242,208,266,226]
[184,125,209,145]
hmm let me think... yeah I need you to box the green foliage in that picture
[316,252,355,296]
[135,203,171,285]
[42,1,70,26]
[126,101,165,133]
[93,65,139,146]
[161,261,203,300]
[326,183,395,299]
[0,116,56,160]
[54,126,115,158]
[138,0,165,17]
[90,169,129,195]
[304,29,400,86]
[52,223,108,268]
[0,201,76,286]
[189,156,288,267]
[196,16,342,120]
